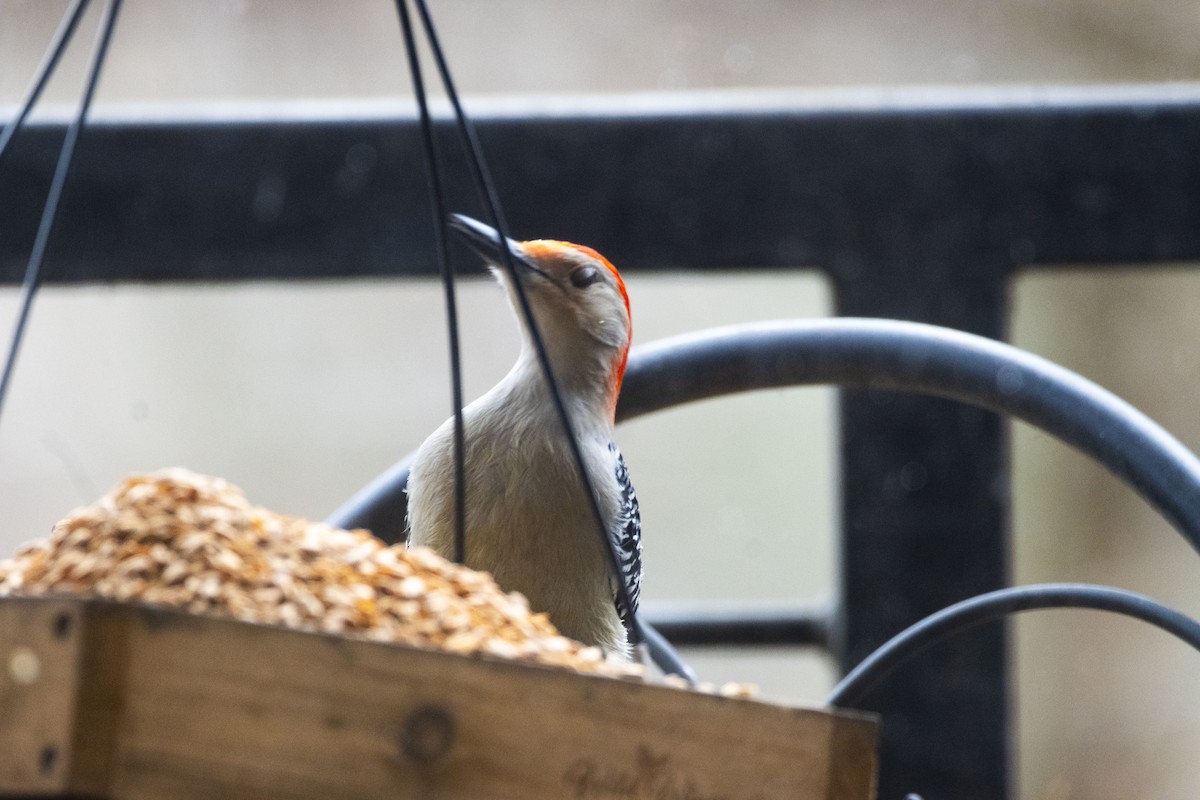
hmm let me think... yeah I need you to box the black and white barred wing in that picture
[608,442,643,630]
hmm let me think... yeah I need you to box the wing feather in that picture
[607,443,642,631]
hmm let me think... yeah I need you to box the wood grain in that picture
[0,598,877,799]
[0,598,84,795]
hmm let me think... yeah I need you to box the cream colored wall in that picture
[1012,270,1200,799]
[0,273,837,702]
[5,0,1200,106]
[3,2,1200,797]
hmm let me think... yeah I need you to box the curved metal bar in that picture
[621,318,1200,551]
[634,617,698,684]
[827,583,1200,709]
[331,317,1200,553]
[327,317,1200,680]
[327,456,415,541]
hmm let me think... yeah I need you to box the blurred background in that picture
[2,1,1199,797]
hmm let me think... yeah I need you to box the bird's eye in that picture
[569,266,603,288]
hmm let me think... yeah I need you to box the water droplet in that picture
[996,364,1024,396]
[723,43,755,75]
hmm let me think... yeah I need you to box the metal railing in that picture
[4,86,1200,798]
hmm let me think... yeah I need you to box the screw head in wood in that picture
[399,705,456,765]
[7,646,41,685]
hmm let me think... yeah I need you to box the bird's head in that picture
[449,214,631,416]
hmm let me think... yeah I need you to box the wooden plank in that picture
[67,601,132,798]
[0,598,85,795]
[0,598,877,799]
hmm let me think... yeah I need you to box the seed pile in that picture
[0,468,641,680]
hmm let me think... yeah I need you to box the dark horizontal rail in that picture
[2,88,1200,284]
[11,87,1200,799]
[642,605,830,648]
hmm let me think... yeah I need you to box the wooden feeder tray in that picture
[0,596,877,799]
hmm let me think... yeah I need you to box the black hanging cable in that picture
[0,0,91,170]
[0,0,123,428]
[411,0,642,645]
[392,0,467,565]
[827,583,1200,708]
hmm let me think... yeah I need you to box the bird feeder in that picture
[0,596,878,799]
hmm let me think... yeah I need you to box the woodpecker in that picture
[406,214,642,657]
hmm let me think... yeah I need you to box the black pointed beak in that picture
[448,213,526,268]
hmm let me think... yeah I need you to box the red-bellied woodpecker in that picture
[406,214,642,657]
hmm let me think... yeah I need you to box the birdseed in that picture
[0,468,642,680]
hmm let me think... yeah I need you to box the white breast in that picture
[407,373,628,655]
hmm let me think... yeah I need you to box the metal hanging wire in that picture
[391,0,643,646]
[392,0,467,566]
[6,3,1199,721]
[0,0,123,427]
[0,0,90,169]
[0,0,646,656]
